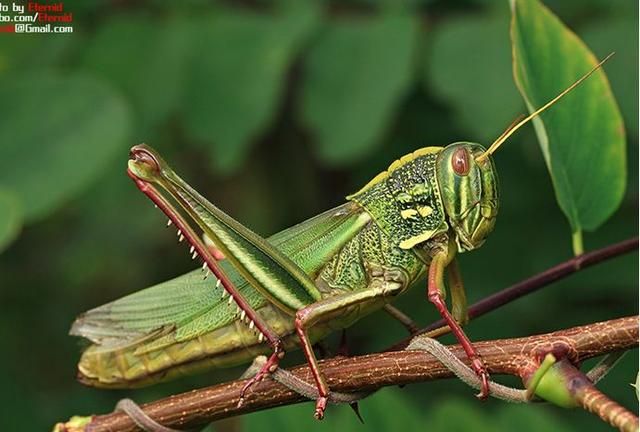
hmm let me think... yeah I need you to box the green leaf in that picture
[184,4,318,174]
[427,12,522,143]
[0,73,132,221]
[82,15,191,133]
[510,0,626,251]
[0,187,21,252]
[302,14,418,165]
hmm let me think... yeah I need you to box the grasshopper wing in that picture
[70,202,372,387]
[69,260,266,349]
[70,202,368,349]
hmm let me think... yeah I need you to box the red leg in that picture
[239,342,285,406]
[427,252,490,398]
[295,309,329,419]
[128,171,286,407]
[291,285,405,419]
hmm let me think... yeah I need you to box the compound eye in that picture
[451,148,470,176]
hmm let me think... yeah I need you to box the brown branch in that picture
[551,359,639,432]
[59,316,638,432]
[576,385,639,432]
[390,237,638,350]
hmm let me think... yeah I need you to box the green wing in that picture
[70,202,369,350]
[69,262,265,348]
[274,201,370,278]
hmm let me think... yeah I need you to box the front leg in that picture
[447,257,468,326]
[427,250,490,398]
[295,277,406,419]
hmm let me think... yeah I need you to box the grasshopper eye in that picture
[452,148,470,176]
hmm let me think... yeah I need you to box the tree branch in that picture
[59,316,638,432]
[551,359,639,432]
[388,237,638,350]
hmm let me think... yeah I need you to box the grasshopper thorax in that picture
[436,142,499,252]
[347,144,498,255]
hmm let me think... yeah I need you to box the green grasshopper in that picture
[70,58,609,420]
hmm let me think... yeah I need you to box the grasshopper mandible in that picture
[71,57,610,419]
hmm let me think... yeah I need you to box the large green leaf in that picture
[0,73,132,221]
[301,13,418,165]
[510,0,626,254]
[427,12,522,143]
[0,187,21,253]
[82,15,191,134]
[184,4,318,174]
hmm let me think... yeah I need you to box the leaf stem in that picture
[572,230,584,256]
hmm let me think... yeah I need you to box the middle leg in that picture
[427,250,490,398]
[294,279,406,419]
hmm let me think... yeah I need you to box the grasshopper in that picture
[70,58,609,420]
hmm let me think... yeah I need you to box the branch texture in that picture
[391,237,638,350]
[70,316,638,432]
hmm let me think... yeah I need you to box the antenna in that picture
[476,52,614,163]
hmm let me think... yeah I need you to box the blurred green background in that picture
[0,0,637,431]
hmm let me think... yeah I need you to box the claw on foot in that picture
[470,358,490,399]
[238,370,267,408]
[237,348,284,408]
[313,396,328,420]
[237,396,245,409]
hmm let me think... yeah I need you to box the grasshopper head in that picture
[434,55,614,252]
[436,142,499,252]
